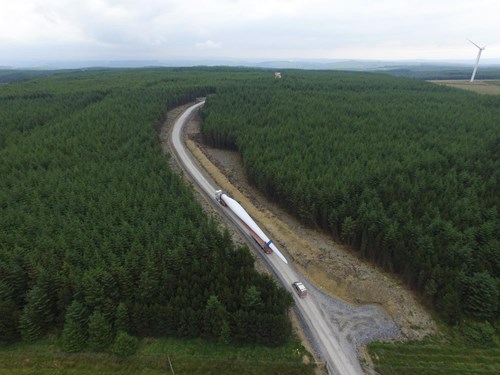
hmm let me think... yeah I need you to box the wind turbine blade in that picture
[467,39,482,49]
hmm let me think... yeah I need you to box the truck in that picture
[292,281,308,298]
[215,190,288,264]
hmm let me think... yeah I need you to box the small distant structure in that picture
[274,72,282,79]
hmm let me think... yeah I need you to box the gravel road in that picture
[165,101,403,375]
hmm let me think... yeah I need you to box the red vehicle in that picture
[292,281,307,298]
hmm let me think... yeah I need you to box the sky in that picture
[1,0,499,65]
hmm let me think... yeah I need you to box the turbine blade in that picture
[467,39,482,49]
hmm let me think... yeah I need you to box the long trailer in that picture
[215,190,288,264]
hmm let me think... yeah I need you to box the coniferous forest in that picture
[201,71,499,327]
[0,69,293,349]
[1,67,499,358]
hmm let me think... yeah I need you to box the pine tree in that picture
[62,301,89,352]
[462,272,499,320]
[137,259,160,303]
[243,286,263,310]
[115,302,129,333]
[19,306,42,342]
[0,300,21,344]
[88,309,113,351]
[218,320,231,344]
[113,331,139,358]
[203,295,225,335]
[19,285,53,342]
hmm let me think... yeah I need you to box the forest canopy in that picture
[1,67,498,352]
[201,71,500,324]
[0,68,292,348]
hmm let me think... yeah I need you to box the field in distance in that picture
[431,79,500,95]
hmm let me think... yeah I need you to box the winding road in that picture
[169,101,363,375]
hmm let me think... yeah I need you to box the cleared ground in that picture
[431,80,500,94]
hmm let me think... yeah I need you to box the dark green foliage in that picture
[243,286,264,310]
[115,302,130,333]
[219,320,231,344]
[113,330,139,358]
[88,309,114,351]
[19,281,55,341]
[0,68,292,349]
[62,301,89,352]
[203,295,229,341]
[461,320,496,347]
[462,272,499,320]
[0,69,65,83]
[82,268,118,321]
[201,71,500,324]
[19,308,41,343]
[0,300,21,344]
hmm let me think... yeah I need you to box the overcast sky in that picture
[1,0,499,64]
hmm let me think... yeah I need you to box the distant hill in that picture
[2,59,500,81]
[0,69,68,83]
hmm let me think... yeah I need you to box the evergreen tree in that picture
[115,302,129,333]
[219,320,231,344]
[19,306,42,342]
[203,295,228,340]
[462,320,496,347]
[88,309,113,351]
[243,286,264,310]
[0,300,20,344]
[113,331,139,358]
[19,285,53,342]
[462,272,499,320]
[82,268,117,320]
[62,301,89,352]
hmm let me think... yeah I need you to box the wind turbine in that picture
[468,39,485,83]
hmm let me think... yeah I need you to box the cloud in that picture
[0,0,499,62]
[195,40,222,50]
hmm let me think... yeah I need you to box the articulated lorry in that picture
[215,190,288,264]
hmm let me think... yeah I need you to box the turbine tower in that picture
[468,39,485,83]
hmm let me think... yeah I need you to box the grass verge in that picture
[368,333,500,375]
[0,336,315,375]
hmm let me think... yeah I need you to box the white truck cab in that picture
[292,281,307,298]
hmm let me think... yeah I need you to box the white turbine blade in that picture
[467,39,482,49]
[220,193,288,264]
[269,243,288,264]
